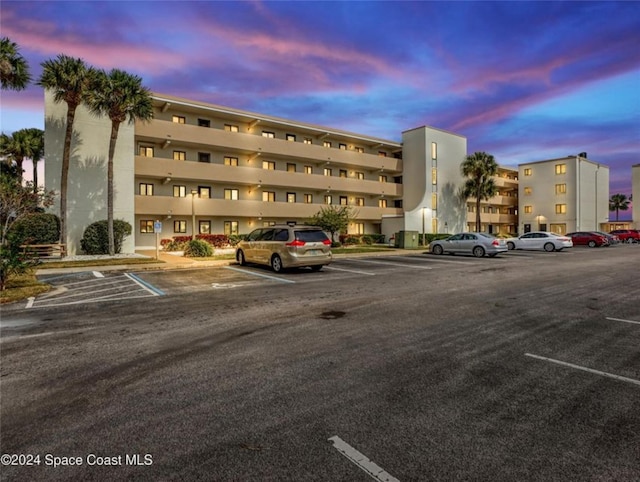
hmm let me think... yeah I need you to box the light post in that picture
[191,189,198,240]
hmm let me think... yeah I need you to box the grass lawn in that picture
[1,273,51,304]
[332,245,397,254]
[38,258,163,269]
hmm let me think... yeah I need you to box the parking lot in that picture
[1,244,639,481]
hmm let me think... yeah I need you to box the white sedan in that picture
[507,231,573,252]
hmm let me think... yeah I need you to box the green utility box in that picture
[395,230,419,249]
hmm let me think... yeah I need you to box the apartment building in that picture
[518,155,609,234]
[464,166,518,235]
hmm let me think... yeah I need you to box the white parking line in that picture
[224,266,296,284]
[606,317,640,325]
[325,265,376,276]
[525,353,640,387]
[349,259,432,270]
[93,271,104,278]
[328,436,399,482]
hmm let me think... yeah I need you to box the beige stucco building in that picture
[518,155,609,234]
[464,166,518,235]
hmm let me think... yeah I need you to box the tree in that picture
[38,55,95,255]
[308,205,354,245]
[609,193,630,222]
[460,152,498,232]
[0,128,43,183]
[86,69,152,255]
[0,37,31,91]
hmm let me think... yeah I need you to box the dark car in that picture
[594,231,620,245]
[609,229,640,244]
[566,231,609,248]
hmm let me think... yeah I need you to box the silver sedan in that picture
[429,232,508,258]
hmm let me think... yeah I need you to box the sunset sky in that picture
[2,1,638,218]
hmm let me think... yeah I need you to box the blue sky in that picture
[2,1,638,218]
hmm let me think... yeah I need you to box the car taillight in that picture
[492,240,499,246]
[286,240,306,247]
[322,239,332,246]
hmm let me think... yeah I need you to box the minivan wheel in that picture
[237,250,246,265]
[544,242,555,252]
[310,265,323,272]
[271,254,283,273]
[472,246,485,258]
[588,240,596,248]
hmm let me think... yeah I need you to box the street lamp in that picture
[191,189,198,240]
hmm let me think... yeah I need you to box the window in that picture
[432,168,437,185]
[262,131,275,138]
[432,193,437,210]
[139,183,153,196]
[304,194,313,204]
[431,142,437,160]
[224,221,239,236]
[224,156,238,166]
[354,223,364,235]
[339,143,347,150]
[555,164,566,174]
[555,204,567,214]
[340,196,348,206]
[224,188,239,200]
[198,186,211,198]
[287,192,296,203]
[524,187,532,195]
[286,134,296,142]
[324,195,332,205]
[323,141,332,148]
[262,160,275,170]
[172,115,185,124]
[174,220,187,233]
[524,168,532,176]
[173,151,186,161]
[379,198,387,208]
[378,151,387,157]
[140,220,154,233]
[287,163,296,173]
[225,124,239,132]
[356,197,364,206]
[198,119,210,127]
[304,165,313,174]
[139,146,154,157]
[379,175,387,183]
[340,170,347,178]
[356,172,364,180]
[199,221,211,234]
[262,191,275,202]
[303,138,312,145]
[555,183,567,194]
[324,168,332,176]
[355,147,364,153]
[198,152,210,163]
[524,205,533,214]
[173,185,186,197]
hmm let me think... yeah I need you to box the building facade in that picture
[464,166,518,235]
[518,156,609,234]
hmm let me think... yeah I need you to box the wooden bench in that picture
[21,244,67,258]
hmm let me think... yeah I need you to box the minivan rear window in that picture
[295,230,329,242]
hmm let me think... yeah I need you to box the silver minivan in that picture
[236,225,332,272]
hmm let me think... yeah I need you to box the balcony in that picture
[466,212,517,224]
[135,119,403,173]
[493,177,518,189]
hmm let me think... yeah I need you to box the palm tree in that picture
[26,128,44,187]
[86,69,152,255]
[609,193,630,221]
[38,55,95,254]
[460,151,498,232]
[0,37,31,90]
[0,128,42,181]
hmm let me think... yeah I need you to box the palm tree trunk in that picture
[107,122,120,256]
[33,159,38,188]
[475,196,481,232]
[60,105,77,256]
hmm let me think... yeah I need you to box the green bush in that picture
[361,235,374,245]
[10,213,60,245]
[423,233,451,245]
[184,239,213,257]
[343,236,360,245]
[80,219,132,255]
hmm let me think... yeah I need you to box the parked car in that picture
[594,231,620,245]
[565,231,609,248]
[609,229,640,244]
[507,231,573,252]
[429,232,508,257]
[236,225,332,272]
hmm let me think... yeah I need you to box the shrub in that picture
[184,239,213,257]
[80,220,132,255]
[9,213,60,245]
[361,235,374,245]
[343,235,360,245]
[0,243,40,291]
